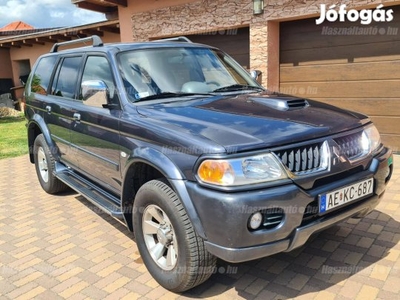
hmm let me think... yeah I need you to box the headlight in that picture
[197,153,288,186]
[362,125,381,154]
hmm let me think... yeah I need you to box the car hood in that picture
[136,92,369,152]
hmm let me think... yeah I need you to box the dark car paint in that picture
[135,93,370,152]
[25,40,393,263]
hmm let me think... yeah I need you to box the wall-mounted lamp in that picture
[253,0,264,15]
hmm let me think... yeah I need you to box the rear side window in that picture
[52,56,82,99]
[31,56,57,94]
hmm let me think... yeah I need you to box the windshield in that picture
[117,47,261,101]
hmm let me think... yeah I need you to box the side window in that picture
[52,56,82,99]
[30,56,57,94]
[81,56,116,107]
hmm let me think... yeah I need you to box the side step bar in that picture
[55,163,125,221]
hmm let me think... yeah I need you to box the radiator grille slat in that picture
[335,131,364,160]
[274,142,326,174]
[313,145,319,167]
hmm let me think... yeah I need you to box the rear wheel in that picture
[133,179,216,292]
[33,134,67,194]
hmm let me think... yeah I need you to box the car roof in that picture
[42,41,215,57]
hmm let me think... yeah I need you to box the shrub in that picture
[0,107,23,118]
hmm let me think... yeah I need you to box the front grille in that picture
[274,142,328,174]
[261,208,284,230]
[335,131,364,160]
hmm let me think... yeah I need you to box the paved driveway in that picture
[0,155,399,300]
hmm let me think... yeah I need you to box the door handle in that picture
[45,105,51,114]
[73,113,81,122]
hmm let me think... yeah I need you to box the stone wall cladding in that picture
[131,0,398,40]
[131,1,252,41]
[249,21,268,82]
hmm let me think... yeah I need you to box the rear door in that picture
[44,55,84,168]
[69,54,122,194]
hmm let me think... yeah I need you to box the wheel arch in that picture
[27,114,55,163]
[121,149,206,239]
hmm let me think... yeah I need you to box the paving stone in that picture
[0,154,399,299]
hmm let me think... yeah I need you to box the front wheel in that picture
[133,180,216,292]
[33,134,67,194]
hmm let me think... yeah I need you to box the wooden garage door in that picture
[280,6,400,152]
[187,27,250,69]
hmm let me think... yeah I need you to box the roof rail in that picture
[152,36,192,43]
[50,35,103,53]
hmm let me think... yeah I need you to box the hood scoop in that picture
[252,97,309,111]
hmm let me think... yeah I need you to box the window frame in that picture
[79,53,119,107]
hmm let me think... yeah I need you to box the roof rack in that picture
[152,36,192,43]
[50,35,104,53]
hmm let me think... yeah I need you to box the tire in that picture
[33,134,68,194]
[133,180,216,292]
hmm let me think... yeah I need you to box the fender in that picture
[126,147,185,180]
[121,147,207,239]
[27,113,59,163]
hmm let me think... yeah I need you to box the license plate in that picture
[319,178,374,213]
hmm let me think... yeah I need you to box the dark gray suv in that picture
[25,36,393,292]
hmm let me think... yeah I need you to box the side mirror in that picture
[250,70,262,83]
[81,80,112,108]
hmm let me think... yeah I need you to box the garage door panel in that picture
[309,99,400,117]
[280,40,400,64]
[281,29,400,51]
[381,135,400,152]
[281,61,400,82]
[281,54,400,66]
[281,9,400,51]
[280,81,400,98]
[280,5,400,151]
[280,14,400,35]
[369,116,400,135]
[355,54,400,63]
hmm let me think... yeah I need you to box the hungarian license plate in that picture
[319,178,374,213]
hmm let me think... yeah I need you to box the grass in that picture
[0,113,28,159]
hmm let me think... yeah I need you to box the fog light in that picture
[249,212,263,230]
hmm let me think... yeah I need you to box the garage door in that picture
[280,6,400,152]
[187,27,250,69]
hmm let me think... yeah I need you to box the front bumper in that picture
[184,147,393,263]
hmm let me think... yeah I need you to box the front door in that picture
[69,55,122,194]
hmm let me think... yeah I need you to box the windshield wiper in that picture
[137,92,211,101]
[212,84,264,93]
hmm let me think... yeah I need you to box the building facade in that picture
[0,21,121,101]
